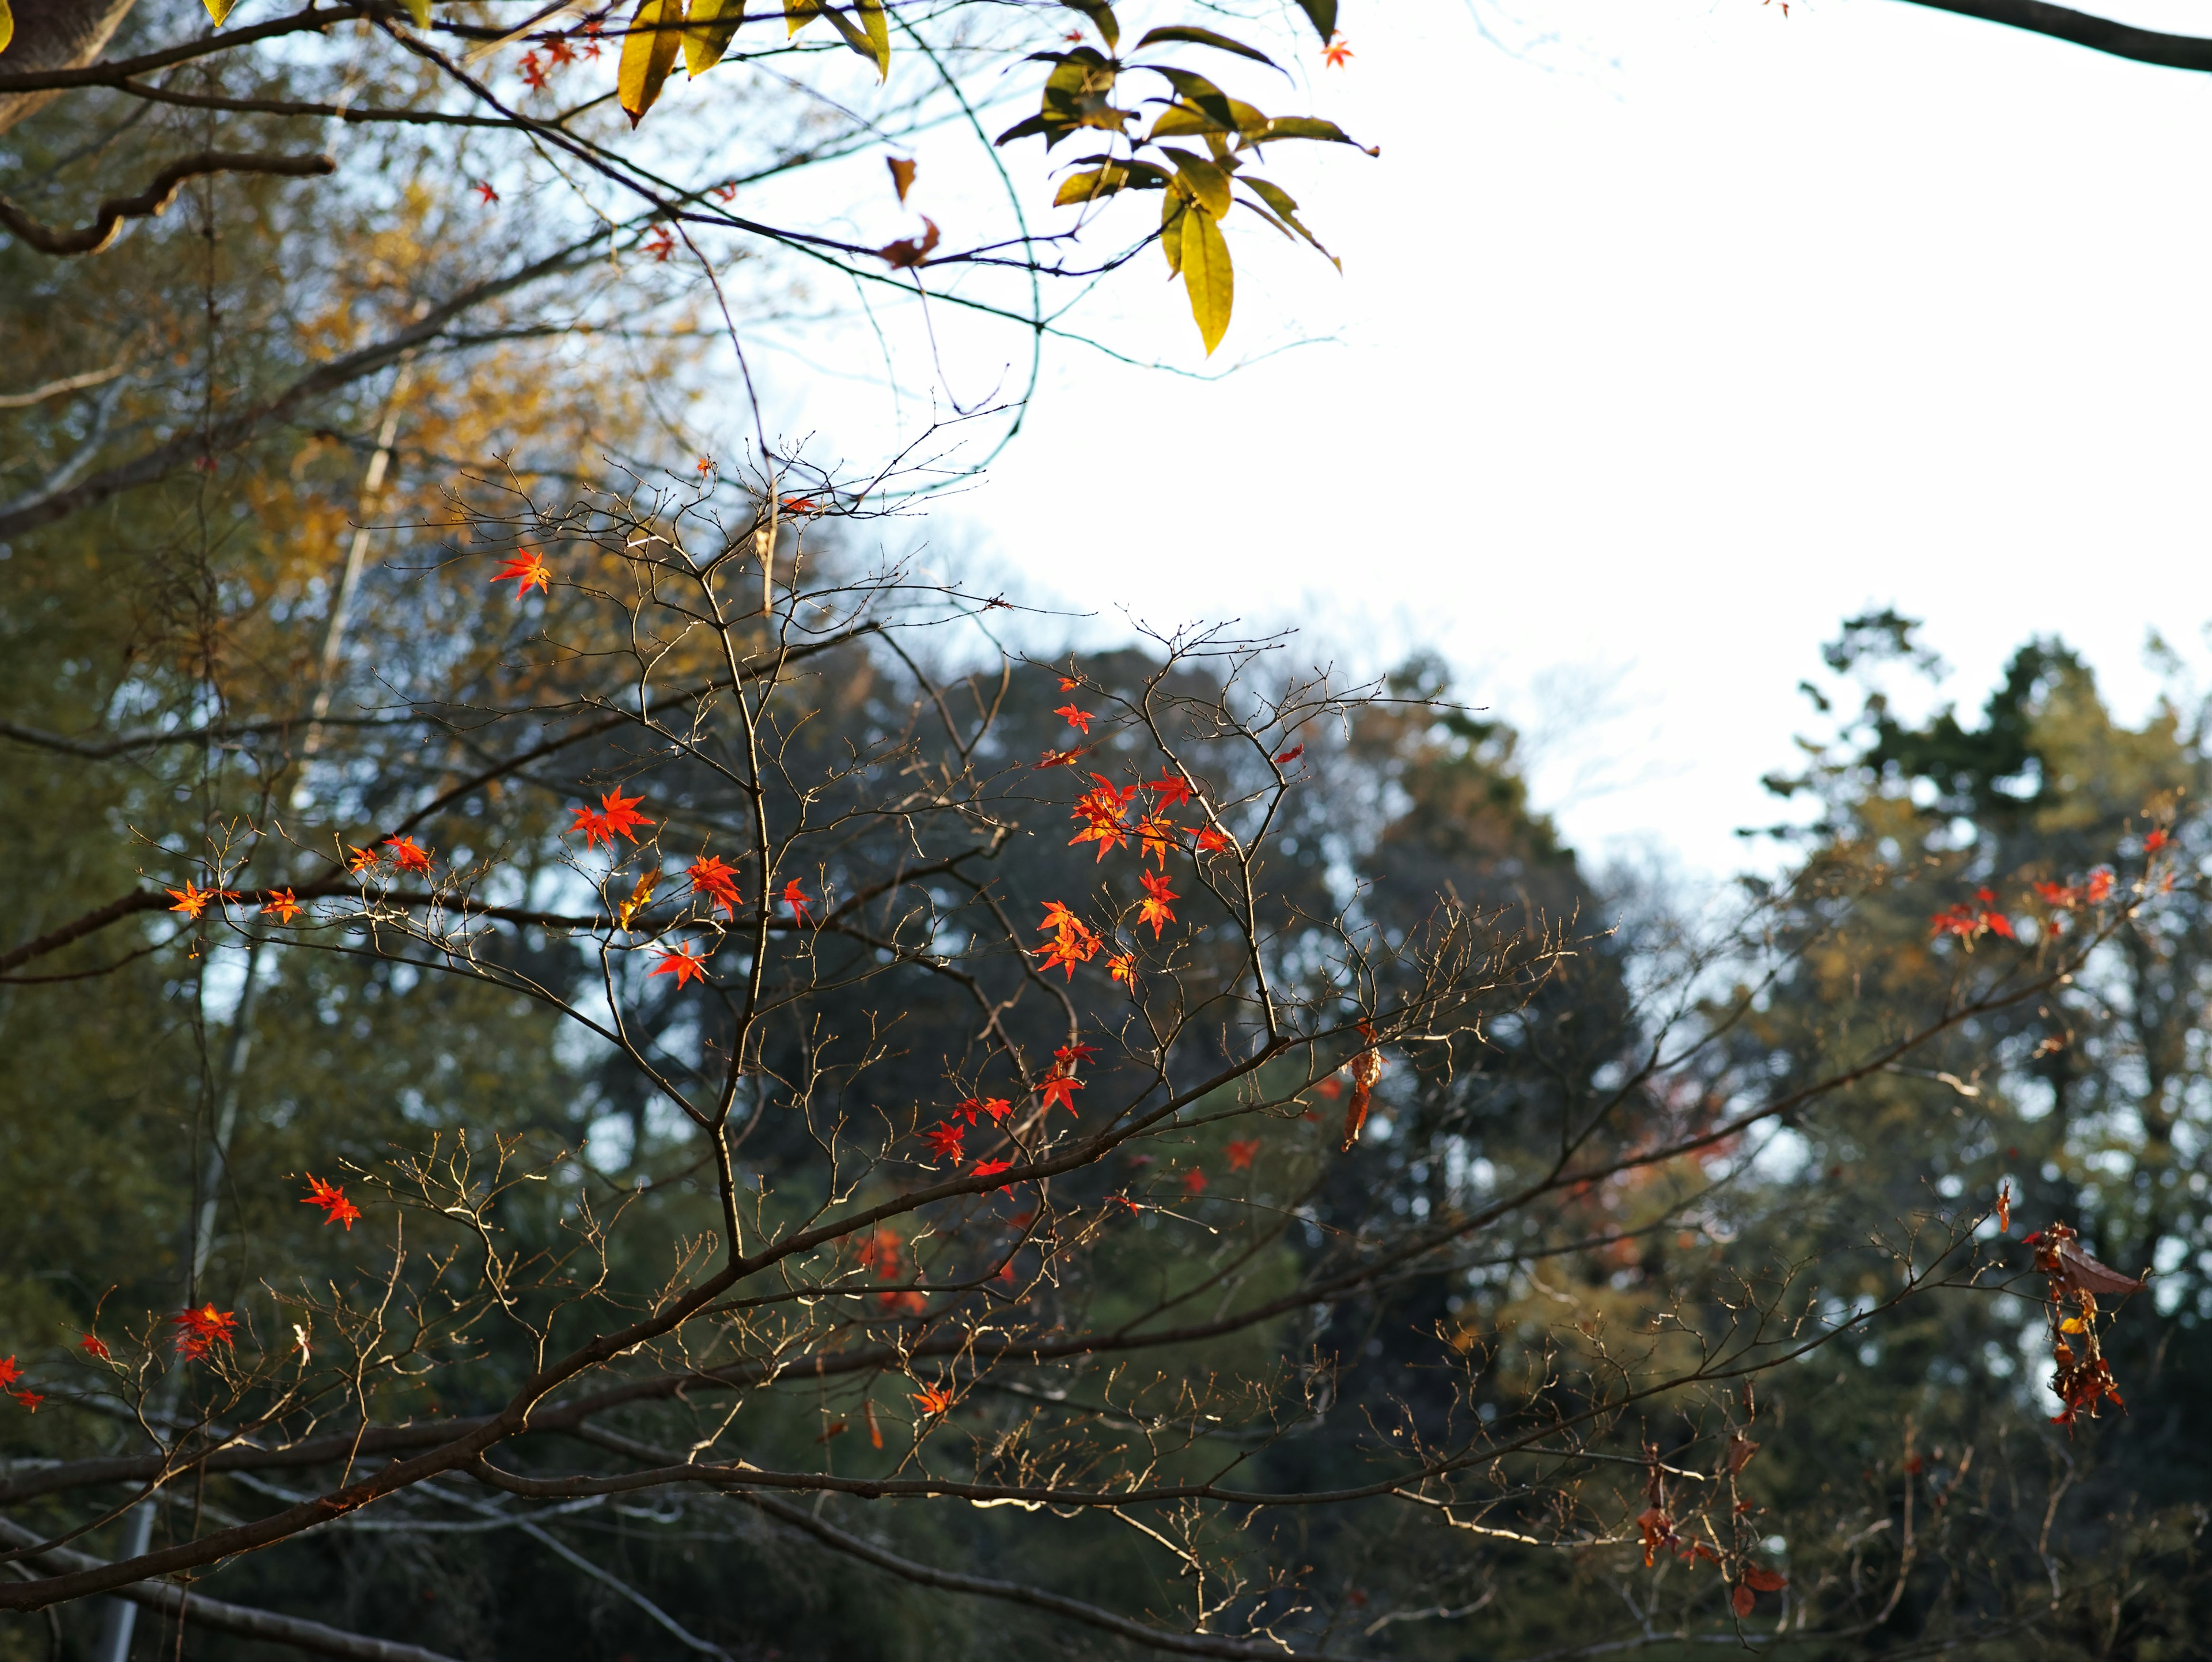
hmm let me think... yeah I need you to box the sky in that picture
[732,0,2212,883]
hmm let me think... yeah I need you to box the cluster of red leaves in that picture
[1929,887,2016,946]
[2024,1220,2145,1429]
[173,1304,238,1361]
[1033,900,1103,978]
[855,1228,926,1314]
[516,31,577,89]
[571,789,653,851]
[0,1356,42,1413]
[2035,868,2116,911]
[301,1175,361,1231]
[687,854,741,916]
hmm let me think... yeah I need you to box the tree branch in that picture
[0,1515,463,1662]
[1895,0,2212,72]
[0,150,335,256]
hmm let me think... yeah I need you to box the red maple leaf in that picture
[2145,828,2170,853]
[10,1388,40,1412]
[1143,774,1192,810]
[912,1381,955,1415]
[259,888,302,923]
[972,1159,1015,1182]
[474,179,499,205]
[491,550,551,596]
[2086,868,2114,903]
[687,855,742,916]
[956,1095,1012,1125]
[642,225,675,262]
[1194,825,1231,854]
[1321,33,1352,66]
[0,1357,18,1390]
[384,836,433,876]
[1996,1181,2012,1235]
[1181,1168,1208,1195]
[650,944,711,988]
[301,1174,362,1231]
[1038,1067,1083,1116]
[347,845,380,874]
[1273,743,1304,766]
[1225,1137,1259,1172]
[1138,870,1179,938]
[1055,703,1094,734]
[1107,952,1136,991]
[782,879,811,925]
[1034,747,1085,769]
[79,1334,110,1361]
[921,1122,965,1161]
[857,1228,902,1275]
[1056,1042,1100,1066]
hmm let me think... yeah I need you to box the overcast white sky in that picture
[731,0,2212,880]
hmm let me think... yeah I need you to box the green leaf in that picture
[1130,25,1277,68]
[683,0,742,74]
[1057,0,1119,50]
[1180,206,1233,355]
[1161,192,1187,276]
[1247,115,1374,152]
[1147,96,1270,142]
[1161,147,1232,219]
[1242,177,1337,270]
[1294,0,1336,43]
[1139,67,1235,136]
[620,0,685,127]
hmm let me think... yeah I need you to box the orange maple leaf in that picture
[1134,814,1177,868]
[1144,773,1193,811]
[921,1122,965,1161]
[259,888,302,924]
[165,881,236,919]
[383,836,433,876]
[491,550,552,596]
[1035,747,1085,769]
[1194,825,1231,854]
[1055,703,1094,734]
[782,878,812,925]
[1107,952,1137,991]
[912,1381,955,1415]
[973,1158,1015,1183]
[1321,33,1352,67]
[1225,1137,1259,1172]
[301,1174,362,1231]
[1137,870,1178,938]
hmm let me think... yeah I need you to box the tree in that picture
[0,472,2137,1658]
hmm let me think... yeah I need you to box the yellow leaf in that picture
[1180,205,1232,355]
[400,0,431,26]
[855,0,889,77]
[203,0,236,22]
[785,0,820,36]
[619,0,685,127]
[0,0,14,56]
[1161,191,1186,277]
[2059,1316,2086,1333]
[684,0,741,74]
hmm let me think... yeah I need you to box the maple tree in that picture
[0,468,2189,1661]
